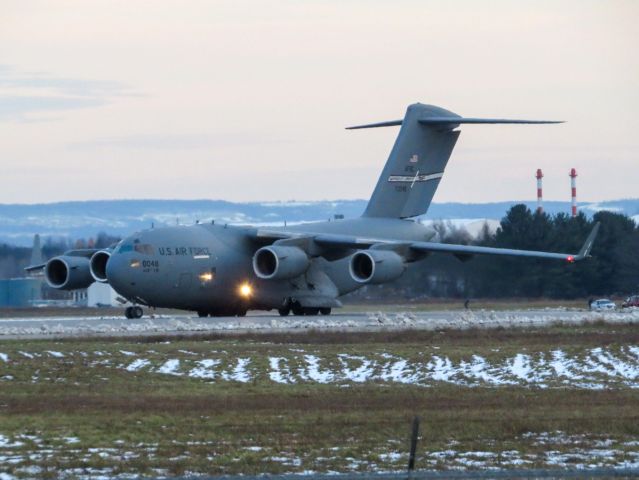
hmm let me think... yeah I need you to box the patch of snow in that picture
[378,452,404,461]
[303,355,334,383]
[157,359,181,376]
[269,357,295,384]
[189,359,221,379]
[125,359,151,372]
[509,354,532,381]
[221,358,251,383]
[0,435,24,448]
[338,354,374,382]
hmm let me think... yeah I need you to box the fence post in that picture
[407,416,420,474]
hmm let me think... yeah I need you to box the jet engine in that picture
[349,250,405,284]
[253,246,310,280]
[44,255,95,290]
[90,250,111,283]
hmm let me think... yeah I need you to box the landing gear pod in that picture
[45,256,94,290]
[349,250,405,284]
[252,246,310,280]
[90,250,111,283]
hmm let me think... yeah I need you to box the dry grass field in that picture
[0,324,638,478]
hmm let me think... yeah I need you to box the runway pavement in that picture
[0,307,638,340]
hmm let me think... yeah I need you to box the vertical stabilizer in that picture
[348,103,562,219]
[360,103,461,218]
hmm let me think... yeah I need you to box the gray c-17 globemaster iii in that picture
[28,103,600,319]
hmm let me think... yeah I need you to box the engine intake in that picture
[253,246,310,280]
[90,250,111,283]
[45,255,94,290]
[349,250,405,284]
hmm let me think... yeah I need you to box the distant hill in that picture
[0,198,637,246]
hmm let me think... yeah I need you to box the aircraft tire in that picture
[124,307,133,319]
[197,311,209,318]
[278,307,290,317]
[319,307,331,315]
[133,306,143,319]
[303,307,319,316]
[236,309,247,317]
[291,302,304,316]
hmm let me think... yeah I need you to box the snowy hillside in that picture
[0,198,637,246]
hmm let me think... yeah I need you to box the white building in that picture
[87,283,120,307]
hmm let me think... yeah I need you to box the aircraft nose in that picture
[105,249,133,296]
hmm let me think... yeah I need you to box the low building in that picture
[87,282,120,307]
[0,278,43,307]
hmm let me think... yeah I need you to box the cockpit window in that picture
[134,244,155,255]
[117,243,133,253]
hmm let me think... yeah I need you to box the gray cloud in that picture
[0,65,138,122]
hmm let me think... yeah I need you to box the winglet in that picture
[575,222,600,261]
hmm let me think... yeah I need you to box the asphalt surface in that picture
[0,307,637,340]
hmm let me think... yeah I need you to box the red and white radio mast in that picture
[535,168,543,213]
[569,168,578,217]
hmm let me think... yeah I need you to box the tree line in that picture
[360,205,639,300]
[0,232,120,279]
[1,209,638,299]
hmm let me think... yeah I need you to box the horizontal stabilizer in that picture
[419,117,564,125]
[346,117,563,130]
[345,119,403,130]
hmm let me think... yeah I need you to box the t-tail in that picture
[348,103,563,219]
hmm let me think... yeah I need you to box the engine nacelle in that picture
[45,255,94,290]
[349,250,406,285]
[90,250,111,283]
[253,246,310,280]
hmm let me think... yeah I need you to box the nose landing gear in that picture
[125,306,144,319]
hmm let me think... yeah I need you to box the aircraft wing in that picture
[24,262,47,272]
[23,248,102,273]
[278,222,600,263]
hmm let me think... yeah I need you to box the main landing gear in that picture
[197,308,247,318]
[278,301,331,317]
[125,306,144,319]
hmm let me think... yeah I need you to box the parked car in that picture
[622,295,639,308]
[590,299,616,311]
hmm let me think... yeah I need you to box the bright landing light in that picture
[198,272,214,283]
[238,282,253,298]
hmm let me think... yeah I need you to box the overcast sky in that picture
[1,0,637,205]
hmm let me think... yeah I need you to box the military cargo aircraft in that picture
[28,103,599,319]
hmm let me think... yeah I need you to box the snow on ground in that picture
[0,431,637,476]
[1,308,639,338]
[6,345,635,390]
[142,346,639,388]
[157,359,181,376]
[125,359,151,372]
